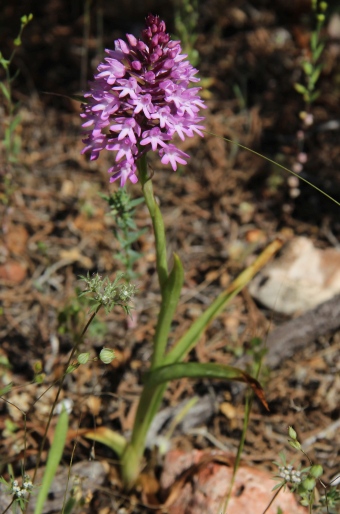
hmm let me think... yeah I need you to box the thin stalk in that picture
[30,306,101,488]
[205,133,340,208]
[220,391,253,514]
[2,498,15,514]
[262,484,285,514]
[220,345,264,514]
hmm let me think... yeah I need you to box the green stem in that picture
[121,383,166,488]
[151,253,183,369]
[139,156,183,369]
[120,170,280,487]
[138,155,168,290]
[121,156,183,487]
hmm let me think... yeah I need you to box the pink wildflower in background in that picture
[81,14,206,186]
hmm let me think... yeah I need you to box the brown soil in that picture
[0,1,339,513]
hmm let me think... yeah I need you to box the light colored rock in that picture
[249,237,340,314]
[161,449,307,514]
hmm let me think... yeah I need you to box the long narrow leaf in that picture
[164,239,282,366]
[144,362,268,410]
[34,406,69,514]
[0,82,10,101]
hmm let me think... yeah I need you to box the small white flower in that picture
[55,398,73,415]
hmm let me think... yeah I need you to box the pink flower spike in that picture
[81,14,206,186]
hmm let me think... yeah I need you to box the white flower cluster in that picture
[79,272,136,315]
[278,465,302,484]
[11,475,33,498]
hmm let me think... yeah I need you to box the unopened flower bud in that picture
[100,348,115,364]
[309,464,323,478]
[77,352,90,365]
[302,477,316,491]
[288,426,297,440]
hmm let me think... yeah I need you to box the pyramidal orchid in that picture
[77,14,276,492]
[81,14,206,187]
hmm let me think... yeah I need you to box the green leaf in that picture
[82,426,127,457]
[34,373,45,384]
[310,31,317,52]
[0,382,13,395]
[62,497,77,514]
[272,483,284,491]
[294,83,308,95]
[124,231,144,245]
[309,90,320,103]
[302,61,313,76]
[314,43,325,62]
[129,197,145,208]
[0,82,10,101]
[164,240,282,366]
[34,406,68,514]
[9,114,21,132]
[70,94,87,103]
[21,14,33,24]
[144,362,268,410]
[9,69,21,83]
[310,64,323,86]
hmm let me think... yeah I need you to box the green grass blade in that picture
[205,131,340,208]
[34,406,69,514]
